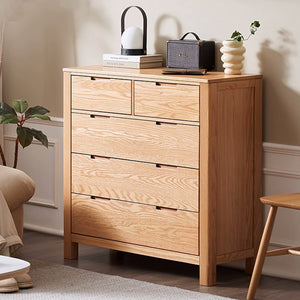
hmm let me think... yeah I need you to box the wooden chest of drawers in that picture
[63,66,263,286]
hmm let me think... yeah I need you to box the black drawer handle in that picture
[90,77,111,81]
[155,82,177,86]
[156,206,177,212]
[91,196,111,201]
[155,121,177,127]
[90,155,110,160]
[90,114,110,119]
[155,164,177,170]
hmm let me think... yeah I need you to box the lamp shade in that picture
[121,26,143,49]
[121,6,147,55]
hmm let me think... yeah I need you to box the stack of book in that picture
[103,53,163,69]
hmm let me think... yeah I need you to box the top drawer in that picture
[72,76,131,114]
[135,81,199,121]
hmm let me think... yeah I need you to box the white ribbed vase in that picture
[220,40,246,75]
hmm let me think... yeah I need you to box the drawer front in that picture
[72,113,199,168]
[72,194,199,255]
[72,153,198,211]
[72,76,131,114]
[135,81,199,121]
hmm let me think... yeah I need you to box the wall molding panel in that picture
[3,117,64,235]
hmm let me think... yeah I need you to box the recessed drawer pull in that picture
[156,206,177,212]
[155,121,177,127]
[90,114,110,119]
[155,164,177,170]
[90,77,110,81]
[155,82,177,87]
[90,155,110,160]
[91,196,111,201]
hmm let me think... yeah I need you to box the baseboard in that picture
[24,223,63,236]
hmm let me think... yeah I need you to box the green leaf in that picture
[0,113,19,124]
[29,128,48,148]
[0,102,17,116]
[252,21,260,28]
[25,106,50,119]
[231,31,241,38]
[30,114,51,121]
[13,99,28,113]
[17,126,33,148]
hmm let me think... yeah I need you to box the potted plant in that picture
[220,21,260,75]
[0,100,50,168]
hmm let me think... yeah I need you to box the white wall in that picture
[1,0,300,145]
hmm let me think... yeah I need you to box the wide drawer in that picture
[72,153,198,211]
[72,76,131,114]
[72,194,199,255]
[135,81,199,121]
[72,113,199,168]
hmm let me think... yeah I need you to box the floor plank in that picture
[19,230,300,300]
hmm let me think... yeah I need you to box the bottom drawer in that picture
[72,194,198,255]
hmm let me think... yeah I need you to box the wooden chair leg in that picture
[247,206,278,300]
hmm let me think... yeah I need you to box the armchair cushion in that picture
[0,166,35,212]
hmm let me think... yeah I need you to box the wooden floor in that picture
[20,230,300,300]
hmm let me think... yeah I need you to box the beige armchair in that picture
[0,166,35,238]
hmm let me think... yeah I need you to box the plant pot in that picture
[220,40,246,75]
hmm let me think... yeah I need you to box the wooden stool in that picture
[247,193,300,300]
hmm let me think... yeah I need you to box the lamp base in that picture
[121,48,147,55]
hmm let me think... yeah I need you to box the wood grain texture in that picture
[72,194,199,255]
[72,153,199,211]
[72,113,199,168]
[261,193,300,209]
[216,81,255,256]
[64,67,263,287]
[135,81,199,121]
[217,249,254,264]
[72,75,131,114]
[246,78,263,274]
[72,234,199,265]
[63,72,78,259]
[64,65,263,84]
[71,108,199,126]
[199,83,218,286]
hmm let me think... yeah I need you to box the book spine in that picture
[103,61,141,68]
[103,54,140,62]
[103,60,162,69]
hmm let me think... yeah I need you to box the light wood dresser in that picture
[63,66,263,286]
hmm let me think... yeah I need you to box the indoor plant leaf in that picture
[30,114,51,121]
[0,102,17,116]
[0,113,19,124]
[17,126,34,148]
[29,128,49,148]
[25,106,50,119]
[13,99,28,113]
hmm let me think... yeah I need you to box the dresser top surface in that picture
[63,65,262,84]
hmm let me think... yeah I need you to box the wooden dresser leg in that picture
[247,206,278,300]
[64,239,78,259]
[199,263,217,286]
[245,257,255,274]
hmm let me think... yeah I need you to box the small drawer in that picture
[72,153,199,211]
[72,194,199,255]
[72,76,131,114]
[135,81,199,121]
[72,113,199,168]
